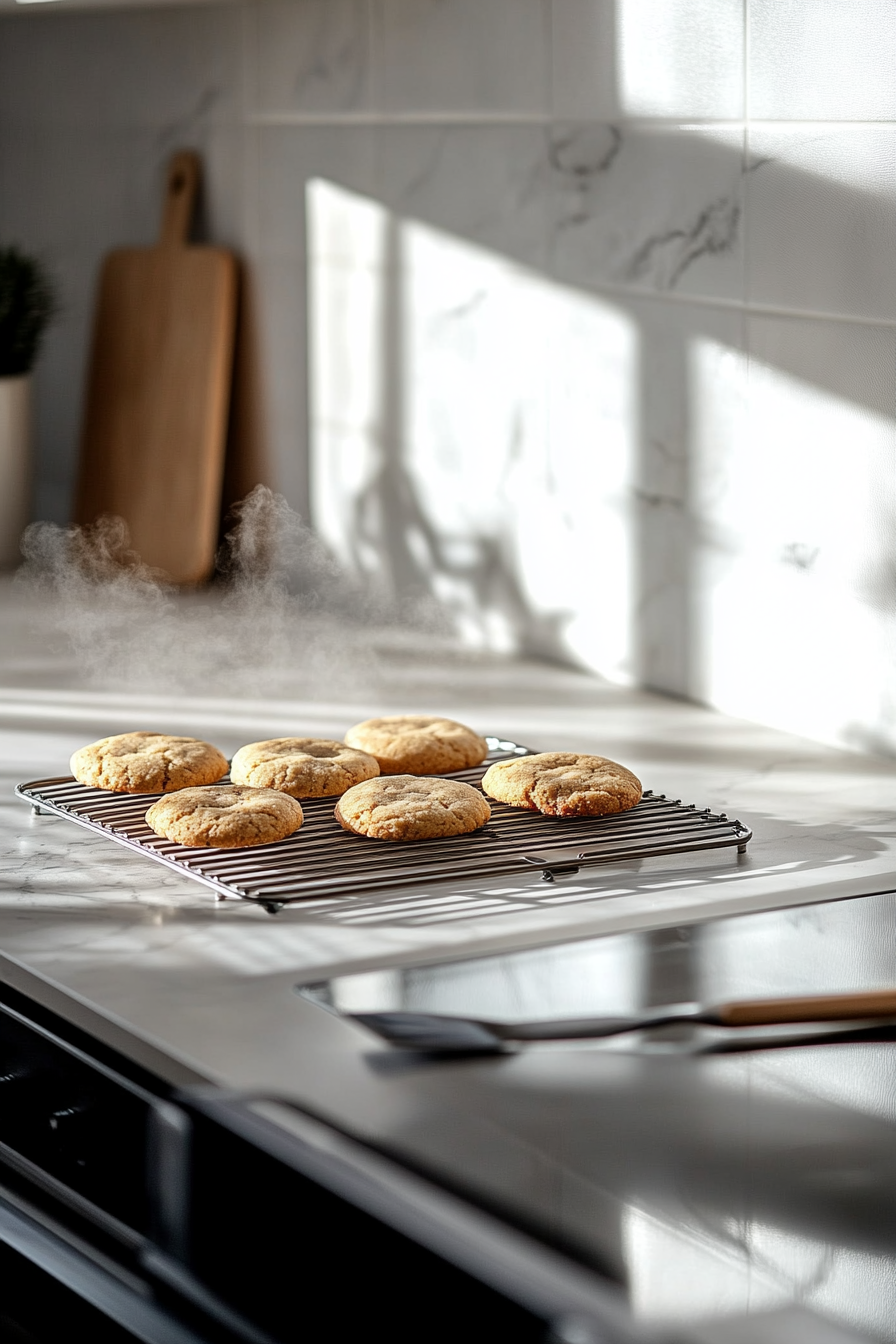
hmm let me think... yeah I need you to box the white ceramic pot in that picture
[0,375,32,569]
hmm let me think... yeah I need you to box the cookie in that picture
[230,738,379,799]
[71,732,228,795]
[481,752,642,818]
[335,775,491,841]
[344,715,488,776]
[145,785,303,848]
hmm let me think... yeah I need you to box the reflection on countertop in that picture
[310,892,896,1340]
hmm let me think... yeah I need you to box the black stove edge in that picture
[0,1193,204,1344]
[157,1089,880,1344]
[0,977,880,1344]
[0,1071,864,1344]
[158,1086,642,1344]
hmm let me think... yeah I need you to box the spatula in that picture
[349,990,896,1054]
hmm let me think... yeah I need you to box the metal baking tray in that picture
[17,739,751,914]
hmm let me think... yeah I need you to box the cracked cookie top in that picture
[344,715,488,775]
[230,737,379,798]
[481,752,642,818]
[70,732,229,795]
[146,784,303,848]
[335,774,491,841]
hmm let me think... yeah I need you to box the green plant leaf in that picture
[0,246,58,378]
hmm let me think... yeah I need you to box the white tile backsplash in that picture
[538,280,638,675]
[626,295,746,697]
[375,124,549,268]
[310,258,386,437]
[746,127,896,322]
[307,177,390,268]
[693,314,896,751]
[553,0,744,122]
[2,0,895,754]
[0,7,242,130]
[251,0,372,116]
[374,0,548,115]
[551,0,620,121]
[309,224,639,670]
[30,250,98,524]
[749,0,896,122]
[615,0,744,120]
[252,124,379,517]
[0,125,156,253]
[548,124,746,302]
[251,254,310,518]
[253,123,377,260]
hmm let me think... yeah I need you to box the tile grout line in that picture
[366,0,379,116]
[543,0,554,124]
[238,0,259,257]
[582,281,896,331]
[246,113,896,129]
[743,0,751,316]
[248,111,550,126]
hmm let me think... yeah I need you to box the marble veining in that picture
[546,123,746,300]
[547,123,623,228]
[622,193,741,290]
[253,0,371,116]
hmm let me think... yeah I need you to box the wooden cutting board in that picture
[74,151,237,584]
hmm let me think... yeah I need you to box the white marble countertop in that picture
[3,575,896,1093]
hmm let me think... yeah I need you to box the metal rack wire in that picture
[17,738,751,917]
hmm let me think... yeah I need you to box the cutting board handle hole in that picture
[159,151,201,247]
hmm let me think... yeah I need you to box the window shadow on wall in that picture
[308,118,896,723]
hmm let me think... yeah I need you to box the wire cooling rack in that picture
[17,739,751,918]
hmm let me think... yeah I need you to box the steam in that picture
[17,487,448,698]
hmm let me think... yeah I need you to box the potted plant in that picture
[0,247,56,568]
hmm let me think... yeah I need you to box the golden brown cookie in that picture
[230,738,379,799]
[335,775,491,841]
[344,715,488,775]
[71,732,228,795]
[145,785,303,848]
[481,752,642,818]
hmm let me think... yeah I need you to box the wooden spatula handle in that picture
[160,150,200,247]
[717,990,896,1027]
